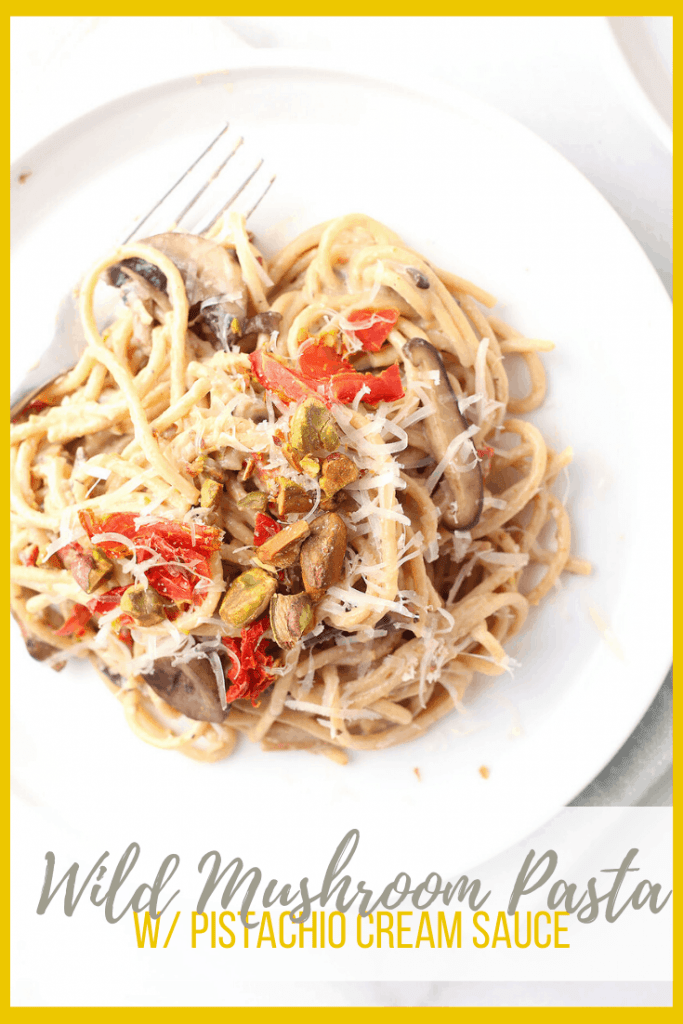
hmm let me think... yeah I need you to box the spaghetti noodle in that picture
[10,212,590,764]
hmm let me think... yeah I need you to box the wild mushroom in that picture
[107,232,282,349]
[142,655,230,724]
[403,337,483,530]
[23,635,66,670]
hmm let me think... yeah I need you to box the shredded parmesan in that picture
[425,424,479,495]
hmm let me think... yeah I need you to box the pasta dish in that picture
[10,212,590,764]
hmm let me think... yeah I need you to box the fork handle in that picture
[10,291,87,419]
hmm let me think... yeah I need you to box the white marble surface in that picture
[10,16,672,1008]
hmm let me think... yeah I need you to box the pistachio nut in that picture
[237,490,269,513]
[219,567,277,628]
[68,547,114,595]
[240,454,261,482]
[289,397,339,456]
[300,455,320,478]
[120,584,166,626]
[270,592,315,649]
[187,454,207,478]
[279,442,303,474]
[255,518,310,570]
[300,512,348,601]
[37,547,62,569]
[319,452,359,497]
[276,478,314,517]
[200,479,222,509]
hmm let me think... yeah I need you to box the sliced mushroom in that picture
[23,635,66,670]
[142,655,230,724]
[106,232,250,348]
[95,662,123,688]
[406,267,430,289]
[403,338,483,530]
[108,232,246,306]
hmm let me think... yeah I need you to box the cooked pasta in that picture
[10,211,590,764]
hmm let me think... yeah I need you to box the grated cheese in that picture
[286,699,381,721]
[477,551,529,568]
[324,585,415,617]
[43,508,77,560]
[425,424,479,495]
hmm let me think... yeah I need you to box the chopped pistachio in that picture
[278,442,303,473]
[202,460,225,483]
[255,518,310,570]
[37,547,64,569]
[120,584,166,626]
[270,592,315,649]
[68,547,114,595]
[200,479,222,509]
[219,567,277,628]
[276,478,314,516]
[300,512,348,601]
[320,452,359,497]
[237,490,269,512]
[289,397,339,456]
[187,454,207,477]
[240,454,262,482]
[300,455,320,478]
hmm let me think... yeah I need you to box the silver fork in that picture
[10,123,275,420]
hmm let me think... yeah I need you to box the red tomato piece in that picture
[326,363,405,406]
[77,510,221,607]
[249,349,318,405]
[146,568,195,605]
[55,604,92,637]
[345,308,399,351]
[86,586,129,616]
[118,628,134,650]
[253,513,281,547]
[222,615,273,705]
[21,545,39,567]
[298,343,353,381]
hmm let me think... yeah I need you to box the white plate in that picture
[11,56,672,886]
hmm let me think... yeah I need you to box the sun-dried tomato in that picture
[55,604,92,637]
[253,512,281,547]
[85,586,129,616]
[221,615,274,705]
[20,545,40,567]
[249,349,318,405]
[344,308,399,351]
[325,363,405,406]
[78,510,221,607]
[298,343,353,381]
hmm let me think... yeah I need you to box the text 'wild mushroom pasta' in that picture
[10,212,590,764]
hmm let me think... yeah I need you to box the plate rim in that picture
[9,53,673,868]
[9,50,673,315]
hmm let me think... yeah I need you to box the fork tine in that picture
[245,173,277,221]
[199,158,264,235]
[171,136,244,231]
[121,121,231,244]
